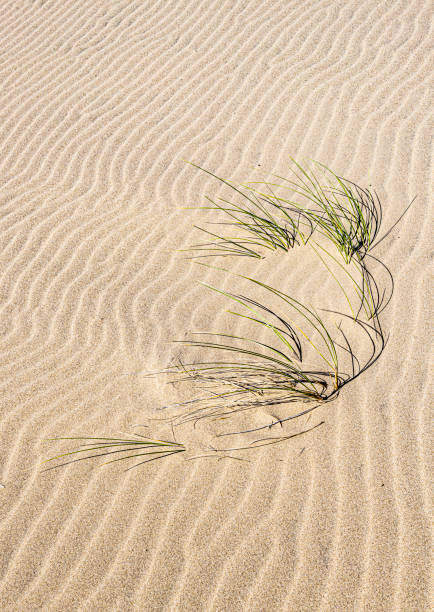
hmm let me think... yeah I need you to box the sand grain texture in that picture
[0,1,432,611]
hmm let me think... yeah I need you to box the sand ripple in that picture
[0,1,432,610]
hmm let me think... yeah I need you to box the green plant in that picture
[184,159,383,263]
[42,436,185,471]
[45,159,411,469]
[164,265,386,435]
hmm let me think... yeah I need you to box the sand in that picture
[0,1,432,610]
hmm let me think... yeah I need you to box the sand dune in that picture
[0,1,432,610]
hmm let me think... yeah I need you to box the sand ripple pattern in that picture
[0,1,432,610]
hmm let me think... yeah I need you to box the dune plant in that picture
[42,436,185,471]
[163,267,386,434]
[184,159,384,263]
[184,160,412,321]
[45,159,410,470]
[155,159,405,434]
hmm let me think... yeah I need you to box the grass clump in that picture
[45,159,410,470]
[184,159,384,263]
[164,267,386,434]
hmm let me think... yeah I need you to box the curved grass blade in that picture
[42,437,185,472]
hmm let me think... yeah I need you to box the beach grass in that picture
[42,436,185,472]
[44,159,408,468]
[162,264,386,434]
[183,159,384,264]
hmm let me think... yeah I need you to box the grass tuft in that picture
[44,159,412,470]
[184,159,387,264]
[42,436,185,472]
[163,265,386,433]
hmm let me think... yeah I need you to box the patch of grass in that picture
[183,159,385,264]
[42,436,185,472]
[164,266,386,433]
[44,159,411,470]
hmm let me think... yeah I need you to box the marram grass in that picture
[183,158,385,263]
[42,436,185,472]
[163,265,386,434]
[45,159,411,470]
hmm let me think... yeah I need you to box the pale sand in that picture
[0,1,432,610]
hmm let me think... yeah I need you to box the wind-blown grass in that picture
[162,266,386,433]
[184,159,412,322]
[184,159,385,264]
[45,159,410,470]
[184,159,413,273]
[154,157,406,435]
[43,436,185,472]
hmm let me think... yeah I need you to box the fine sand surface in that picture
[0,1,433,611]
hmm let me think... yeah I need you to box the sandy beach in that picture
[0,1,432,610]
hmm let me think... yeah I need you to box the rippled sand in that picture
[0,1,432,610]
